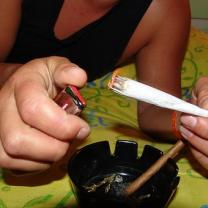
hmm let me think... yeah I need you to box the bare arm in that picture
[0,1,91,172]
[0,0,22,86]
[136,0,191,140]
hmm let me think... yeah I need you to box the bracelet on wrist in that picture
[172,111,182,139]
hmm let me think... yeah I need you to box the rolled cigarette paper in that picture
[109,76,208,117]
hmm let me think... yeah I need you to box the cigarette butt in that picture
[124,140,185,196]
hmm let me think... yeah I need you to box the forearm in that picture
[135,0,189,142]
[138,103,181,142]
[0,62,22,87]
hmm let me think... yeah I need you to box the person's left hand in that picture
[179,76,208,172]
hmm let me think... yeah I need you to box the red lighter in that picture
[54,85,86,115]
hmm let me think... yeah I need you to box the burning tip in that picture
[108,69,121,89]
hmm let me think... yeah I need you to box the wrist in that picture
[172,111,182,139]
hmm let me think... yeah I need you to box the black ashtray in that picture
[68,140,180,208]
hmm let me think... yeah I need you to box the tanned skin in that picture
[2,0,207,174]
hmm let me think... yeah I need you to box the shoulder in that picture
[143,0,190,31]
[147,0,190,16]
[135,0,190,46]
[0,0,22,12]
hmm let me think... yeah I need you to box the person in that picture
[2,0,206,174]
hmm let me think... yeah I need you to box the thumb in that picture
[46,56,88,88]
[192,76,208,109]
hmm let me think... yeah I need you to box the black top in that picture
[7,0,152,81]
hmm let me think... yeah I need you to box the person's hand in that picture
[0,56,90,172]
[179,76,208,172]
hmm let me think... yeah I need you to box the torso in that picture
[7,0,155,81]
[54,0,156,65]
[54,0,117,40]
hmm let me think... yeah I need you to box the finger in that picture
[14,80,90,140]
[180,115,208,139]
[0,140,51,171]
[45,56,87,88]
[53,62,87,88]
[1,96,75,162]
[12,56,87,91]
[189,147,208,171]
[1,122,70,163]
[179,126,208,156]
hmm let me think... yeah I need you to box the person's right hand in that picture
[0,56,90,172]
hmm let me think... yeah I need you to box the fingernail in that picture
[76,127,90,140]
[180,115,197,128]
[179,126,193,139]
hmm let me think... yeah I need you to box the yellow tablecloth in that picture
[0,28,208,208]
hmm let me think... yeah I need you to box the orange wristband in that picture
[172,111,182,139]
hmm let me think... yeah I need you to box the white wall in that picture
[190,0,208,19]
[190,0,208,32]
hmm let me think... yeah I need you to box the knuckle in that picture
[197,89,208,100]
[197,119,208,138]
[46,56,70,69]
[47,56,67,61]
[3,132,24,157]
[19,98,39,122]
